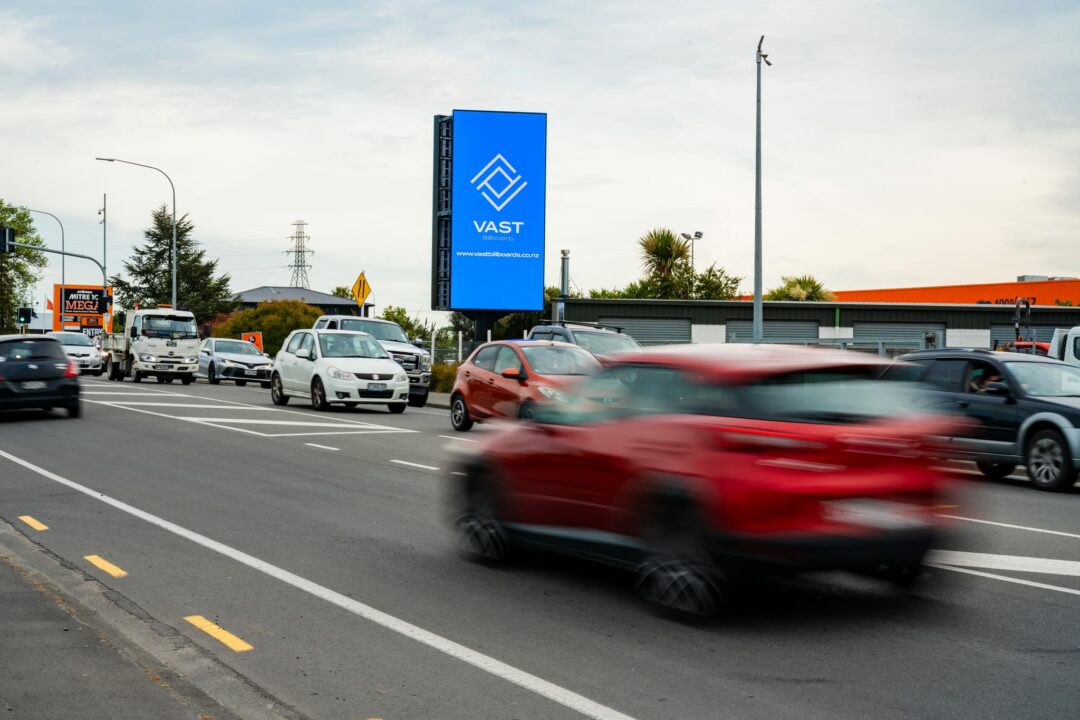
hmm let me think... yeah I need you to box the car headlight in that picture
[421,354,432,371]
[221,358,237,366]
[537,386,571,403]
[140,353,157,362]
[185,356,198,363]
[397,373,407,382]
[327,365,352,380]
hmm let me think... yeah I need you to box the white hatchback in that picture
[271,329,410,413]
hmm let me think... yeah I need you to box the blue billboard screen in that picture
[450,110,547,311]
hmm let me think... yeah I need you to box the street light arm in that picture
[96,158,175,197]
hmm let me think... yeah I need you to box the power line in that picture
[286,220,313,288]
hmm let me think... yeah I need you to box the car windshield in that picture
[572,330,641,354]
[338,319,410,343]
[1005,361,1080,397]
[319,333,388,359]
[734,366,930,424]
[215,340,263,356]
[0,338,66,361]
[55,333,93,346]
[521,346,601,375]
[142,315,198,339]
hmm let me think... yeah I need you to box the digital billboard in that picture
[449,110,546,311]
[53,284,112,336]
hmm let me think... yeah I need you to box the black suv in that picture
[526,321,642,357]
[884,349,1080,491]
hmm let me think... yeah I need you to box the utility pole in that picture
[753,35,772,341]
[287,220,313,288]
[98,194,108,329]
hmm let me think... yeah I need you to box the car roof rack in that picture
[535,319,624,333]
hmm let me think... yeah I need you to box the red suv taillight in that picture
[64,360,79,378]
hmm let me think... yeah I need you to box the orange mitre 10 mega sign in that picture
[832,278,1080,307]
[53,284,112,335]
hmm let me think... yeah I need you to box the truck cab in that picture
[312,315,432,407]
[104,307,200,384]
[1048,327,1080,368]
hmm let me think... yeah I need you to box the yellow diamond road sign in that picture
[352,272,371,308]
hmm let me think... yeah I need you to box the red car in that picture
[449,344,959,617]
[450,340,601,431]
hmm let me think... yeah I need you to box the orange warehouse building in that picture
[832,277,1080,307]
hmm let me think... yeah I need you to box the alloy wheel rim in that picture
[313,382,324,406]
[1031,438,1064,484]
[452,399,465,426]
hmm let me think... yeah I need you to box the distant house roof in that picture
[231,286,356,307]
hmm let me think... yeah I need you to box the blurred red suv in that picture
[450,340,601,431]
[449,344,960,617]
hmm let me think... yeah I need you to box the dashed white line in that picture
[439,435,476,442]
[305,443,340,452]
[391,460,441,471]
[936,514,1080,540]
[0,449,637,720]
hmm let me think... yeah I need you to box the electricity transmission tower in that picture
[286,220,313,288]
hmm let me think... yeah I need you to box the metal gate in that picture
[598,317,691,346]
[990,324,1059,346]
[725,320,819,343]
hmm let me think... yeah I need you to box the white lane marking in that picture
[936,514,1080,541]
[82,391,181,396]
[439,435,477,443]
[305,443,339,452]
[451,471,467,477]
[391,460,441,471]
[929,551,1080,577]
[99,403,267,410]
[410,409,450,416]
[929,564,1080,598]
[0,449,637,720]
[176,418,384,427]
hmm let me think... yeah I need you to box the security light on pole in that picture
[753,35,772,341]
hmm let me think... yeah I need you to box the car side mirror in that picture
[501,367,524,381]
[984,381,1011,397]
[129,327,138,338]
[411,338,425,347]
[263,352,270,358]
[200,349,210,355]
[296,348,311,360]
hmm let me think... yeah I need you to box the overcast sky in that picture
[3,0,1078,321]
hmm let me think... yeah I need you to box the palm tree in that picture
[638,228,690,281]
[765,275,836,301]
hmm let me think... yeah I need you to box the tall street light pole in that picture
[26,208,65,323]
[98,194,108,329]
[96,157,177,308]
[681,231,704,272]
[754,35,771,341]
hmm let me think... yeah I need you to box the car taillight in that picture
[64,360,79,378]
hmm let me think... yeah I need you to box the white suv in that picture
[271,329,410,412]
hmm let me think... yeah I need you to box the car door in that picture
[293,332,317,391]
[961,359,1023,459]
[490,346,527,418]
[198,339,213,376]
[465,345,500,418]
[919,358,977,456]
[277,332,304,391]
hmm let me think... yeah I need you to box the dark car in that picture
[449,344,958,616]
[527,321,642,360]
[886,349,1080,491]
[0,334,81,418]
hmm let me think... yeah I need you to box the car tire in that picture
[976,461,1015,480]
[208,364,220,385]
[450,394,473,432]
[408,389,429,408]
[518,401,536,420]
[181,374,194,386]
[311,377,330,411]
[66,401,81,419]
[387,403,406,414]
[1025,428,1076,492]
[235,380,247,387]
[456,466,510,562]
[107,358,120,381]
[271,374,289,405]
[635,494,723,619]
[132,371,143,383]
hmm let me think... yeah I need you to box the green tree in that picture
[111,205,235,321]
[589,262,741,301]
[378,305,436,340]
[212,300,323,355]
[639,228,690,281]
[764,275,835,301]
[0,200,47,333]
[330,286,352,299]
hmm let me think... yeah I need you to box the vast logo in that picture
[470,154,528,212]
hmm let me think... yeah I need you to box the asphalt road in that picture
[2,376,1079,720]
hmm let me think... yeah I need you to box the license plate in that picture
[823,499,927,530]
[244,369,257,376]
[21,381,46,390]
[154,364,170,370]
[368,382,386,391]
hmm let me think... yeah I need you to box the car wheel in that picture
[450,394,473,431]
[132,371,143,383]
[311,377,330,411]
[518,401,536,420]
[456,466,510,562]
[975,461,1015,480]
[635,495,722,619]
[1026,428,1076,492]
[235,380,247,387]
[208,364,220,385]
[388,403,407,414]
[408,389,429,408]
[66,401,81,419]
[271,374,289,405]
[181,374,194,386]
[107,358,119,381]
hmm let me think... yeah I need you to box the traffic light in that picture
[0,226,14,253]
[17,307,32,325]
